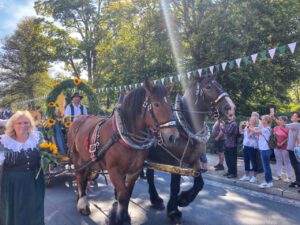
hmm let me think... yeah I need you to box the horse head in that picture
[184,75,235,123]
[121,78,179,147]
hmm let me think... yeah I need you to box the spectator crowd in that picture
[211,110,300,192]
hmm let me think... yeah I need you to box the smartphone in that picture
[270,108,275,115]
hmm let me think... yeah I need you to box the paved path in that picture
[45,160,300,225]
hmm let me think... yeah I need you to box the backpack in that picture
[268,128,277,149]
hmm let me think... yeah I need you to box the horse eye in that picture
[154,102,160,107]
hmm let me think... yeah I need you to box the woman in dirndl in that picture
[0,111,45,225]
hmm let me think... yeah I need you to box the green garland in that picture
[44,78,100,138]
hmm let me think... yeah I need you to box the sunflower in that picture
[50,143,58,154]
[73,77,82,86]
[44,119,56,127]
[52,82,60,88]
[39,142,51,149]
[48,102,57,107]
[64,121,72,128]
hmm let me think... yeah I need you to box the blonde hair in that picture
[250,116,259,127]
[261,115,272,125]
[5,111,35,137]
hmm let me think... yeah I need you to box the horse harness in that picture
[75,94,176,172]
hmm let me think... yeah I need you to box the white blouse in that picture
[0,131,41,166]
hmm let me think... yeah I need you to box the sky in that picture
[0,0,37,41]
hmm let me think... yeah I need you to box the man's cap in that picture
[71,92,83,99]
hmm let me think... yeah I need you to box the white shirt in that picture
[242,127,258,148]
[258,127,271,150]
[64,103,88,121]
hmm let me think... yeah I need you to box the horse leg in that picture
[76,169,91,216]
[108,169,131,225]
[167,173,182,224]
[146,168,165,210]
[177,173,204,207]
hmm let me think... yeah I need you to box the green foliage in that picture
[0,17,55,109]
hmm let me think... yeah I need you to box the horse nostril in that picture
[168,135,175,143]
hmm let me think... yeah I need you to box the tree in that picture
[0,17,54,109]
[168,0,300,114]
[34,0,106,83]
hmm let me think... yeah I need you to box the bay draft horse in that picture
[146,75,236,224]
[67,79,179,225]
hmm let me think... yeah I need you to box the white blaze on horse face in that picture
[225,96,236,117]
[164,96,168,103]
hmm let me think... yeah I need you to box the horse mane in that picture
[120,84,168,132]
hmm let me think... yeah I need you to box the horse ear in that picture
[143,77,153,93]
[165,83,174,94]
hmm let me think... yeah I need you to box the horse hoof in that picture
[79,207,91,216]
[168,210,182,225]
[177,191,191,207]
[150,201,165,210]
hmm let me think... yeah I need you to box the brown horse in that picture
[146,75,235,224]
[67,79,179,225]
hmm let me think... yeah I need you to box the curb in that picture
[203,173,300,201]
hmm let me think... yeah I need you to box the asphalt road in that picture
[45,172,300,225]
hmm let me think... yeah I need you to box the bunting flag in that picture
[288,42,297,54]
[260,50,267,61]
[221,62,227,71]
[187,72,192,79]
[235,58,242,68]
[242,56,249,65]
[169,76,174,83]
[251,53,258,63]
[278,45,286,55]
[268,48,276,59]
[209,66,214,74]
[197,69,202,77]
[229,60,235,69]
[22,41,300,101]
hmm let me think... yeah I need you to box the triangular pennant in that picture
[197,69,202,77]
[221,62,227,71]
[251,53,258,63]
[124,86,127,90]
[268,48,276,59]
[177,74,182,81]
[161,78,165,84]
[260,50,267,61]
[215,64,220,72]
[288,42,297,54]
[278,45,286,55]
[242,56,249,65]
[129,85,132,89]
[209,66,214,74]
[235,58,242,68]
[229,60,235,69]
[140,82,143,87]
[135,83,138,88]
[169,76,173,83]
[187,72,192,79]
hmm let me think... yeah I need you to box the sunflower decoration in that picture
[36,142,59,179]
[52,82,60,88]
[73,77,82,86]
[44,118,56,127]
[64,121,72,128]
[47,102,58,107]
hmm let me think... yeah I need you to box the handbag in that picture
[294,131,300,163]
